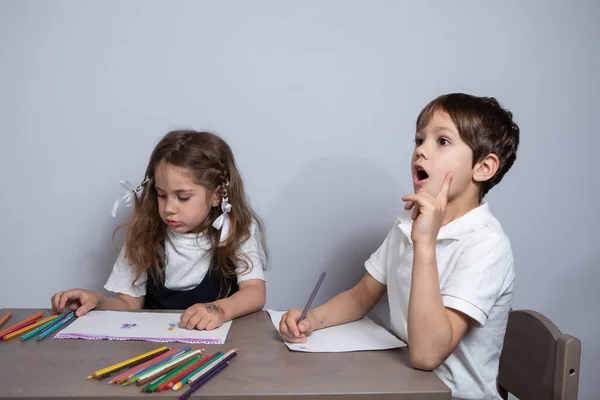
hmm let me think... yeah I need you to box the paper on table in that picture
[267,309,406,352]
[54,310,232,344]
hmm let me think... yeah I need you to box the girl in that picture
[51,130,268,331]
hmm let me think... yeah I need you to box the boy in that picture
[280,93,520,399]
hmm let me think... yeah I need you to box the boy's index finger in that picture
[437,172,453,203]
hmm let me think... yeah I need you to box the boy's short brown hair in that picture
[416,93,520,199]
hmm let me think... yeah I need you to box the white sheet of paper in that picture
[267,309,406,352]
[54,310,232,344]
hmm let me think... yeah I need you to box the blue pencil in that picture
[179,361,230,400]
[36,311,76,341]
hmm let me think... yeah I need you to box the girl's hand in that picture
[51,289,104,317]
[401,172,453,247]
[180,303,226,330]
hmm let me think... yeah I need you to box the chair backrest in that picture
[498,310,581,400]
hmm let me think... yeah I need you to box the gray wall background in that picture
[1,1,598,398]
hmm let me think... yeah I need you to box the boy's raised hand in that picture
[51,289,103,317]
[279,308,317,343]
[401,172,453,246]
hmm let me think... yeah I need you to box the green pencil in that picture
[143,356,201,392]
[182,352,225,383]
[20,316,62,341]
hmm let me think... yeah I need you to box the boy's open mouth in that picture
[415,166,429,181]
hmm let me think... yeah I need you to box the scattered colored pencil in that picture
[179,360,231,400]
[123,347,192,385]
[188,348,238,384]
[109,348,179,384]
[0,312,11,329]
[172,351,224,391]
[135,349,203,386]
[36,311,76,341]
[21,312,70,340]
[87,346,170,379]
[95,348,173,380]
[0,320,38,340]
[167,353,217,391]
[20,315,64,341]
[0,311,44,338]
[85,346,238,397]
[2,314,60,340]
[143,356,202,393]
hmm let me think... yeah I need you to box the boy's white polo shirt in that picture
[365,202,514,400]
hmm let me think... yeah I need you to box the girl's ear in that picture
[211,188,223,208]
[473,153,499,183]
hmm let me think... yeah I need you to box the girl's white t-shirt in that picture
[105,225,265,298]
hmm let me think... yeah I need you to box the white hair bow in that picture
[111,178,149,218]
[212,199,232,243]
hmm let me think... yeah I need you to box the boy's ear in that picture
[211,188,222,208]
[473,153,499,183]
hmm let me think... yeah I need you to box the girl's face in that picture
[154,161,220,234]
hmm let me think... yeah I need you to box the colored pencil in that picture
[143,356,202,393]
[2,314,60,340]
[188,349,238,384]
[36,311,76,341]
[166,353,216,390]
[298,271,326,322]
[124,347,192,385]
[109,348,179,384]
[0,312,11,329]
[172,351,224,391]
[158,355,212,391]
[95,347,172,380]
[0,311,44,337]
[179,361,230,400]
[0,319,37,340]
[135,349,203,386]
[20,313,68,341]
[87,346,170,379]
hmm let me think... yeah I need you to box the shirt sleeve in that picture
[235,224,266,284]
[104,244,147,298]
[441,232,514,327]
[364,226,396,285]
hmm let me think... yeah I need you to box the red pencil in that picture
[0,312,44,338]
[169,351,222,391]
[155,355,212,392]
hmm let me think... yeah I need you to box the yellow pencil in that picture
[1,314,60,340]
[86,346,170,379]
[0,312,11,329]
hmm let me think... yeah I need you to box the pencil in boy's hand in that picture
[298,271,326,323]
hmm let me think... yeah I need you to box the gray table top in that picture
[0,308,450,399]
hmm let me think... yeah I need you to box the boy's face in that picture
[412,110,476,202]
[154,161,220,234]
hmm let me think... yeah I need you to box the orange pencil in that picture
[1,314,60,340]
[0,311,44,337]
[0,312,11,329]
